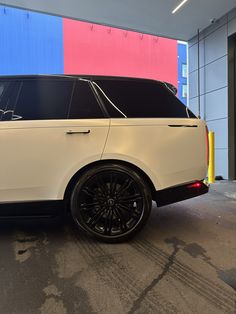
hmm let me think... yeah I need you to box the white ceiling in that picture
[0,0,236,40]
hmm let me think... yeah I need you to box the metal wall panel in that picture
[0,6,63,74]
[207,119,228,149]
[189,95,205,118]
[188,8,236,178]
[205,88,228,121]
[204,25,227,65]
[204,56,228,94]
[215,149,229,179]
[188,40,205,73]
[228,17,236,37]
[189,68,205,99]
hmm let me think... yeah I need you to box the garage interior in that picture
[0,1,235,314]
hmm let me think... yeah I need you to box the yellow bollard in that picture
[208,131,215,183]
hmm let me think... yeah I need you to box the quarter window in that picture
[94,79,195,118]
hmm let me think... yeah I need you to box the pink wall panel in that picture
[63,19,178,87]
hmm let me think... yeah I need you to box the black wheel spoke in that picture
[110,173,118,195]
[114,207,127,231]
[119,193,143,203]
[80,201,100,211]
[88,208,106,228]
[104,210,113,235]
[116,178,133,197]
[82,187,96,198]
[96,176,108,196]
[116,203,132,213]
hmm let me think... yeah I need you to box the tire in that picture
[70,163,152,243]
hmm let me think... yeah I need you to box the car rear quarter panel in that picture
[102,118,208,191]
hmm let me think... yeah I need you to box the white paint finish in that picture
[205,87,228,121]
[228,17,236,36]
[102,118,208,190]
[0,117,208,203]
[204,25,227,65]
[0,119,110,202]
[206,118,228,149]
[0,0,236,40]
[205,56,228,94]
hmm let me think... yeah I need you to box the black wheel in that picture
[70,163,152,242]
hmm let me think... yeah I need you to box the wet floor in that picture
[0,188,235,314]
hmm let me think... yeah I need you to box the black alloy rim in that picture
[75,170,145,237]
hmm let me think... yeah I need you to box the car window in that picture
[14,79,74,120]
[0,81,22,121]
[94,79,196,118]
[0,81,6,120]
[68,80,105,119]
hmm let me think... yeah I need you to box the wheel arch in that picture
[63,159,157,208]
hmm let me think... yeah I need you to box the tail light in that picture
[205,125,209,166]
[188,182,202,189]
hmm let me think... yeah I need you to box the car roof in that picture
[0,74,177,95]
[0,74,158,82]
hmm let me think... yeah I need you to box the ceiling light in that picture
[172,0,189,14]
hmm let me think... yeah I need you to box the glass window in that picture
[94,79,195,118]
[182,64,188,78]
[182,85,187,98]
[0,82,5,98]
[0,81,21,121]
[14,79,74,120]
[68,80,104,119]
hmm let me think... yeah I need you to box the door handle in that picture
[168,125,198,128]
[66,130,91,135]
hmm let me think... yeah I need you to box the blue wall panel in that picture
[0,6,64,75]
[178,42,187,105]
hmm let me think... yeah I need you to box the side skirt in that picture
[0,200,65,218]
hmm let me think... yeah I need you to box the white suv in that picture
[0,75,208,242]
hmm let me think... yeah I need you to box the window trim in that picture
[91,81,127,118]
[88,80,109,118]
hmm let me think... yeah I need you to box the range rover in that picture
[0,75,208,242]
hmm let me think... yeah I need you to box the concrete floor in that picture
[0,183,235,314]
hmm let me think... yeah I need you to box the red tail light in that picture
[205,125,209,165]
[188,182,202,189]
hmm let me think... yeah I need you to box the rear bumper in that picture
[155,180,209,207]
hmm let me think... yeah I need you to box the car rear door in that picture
[0,78,109,203]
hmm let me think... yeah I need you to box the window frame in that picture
[91,78,192,119]
[67,78,108,120]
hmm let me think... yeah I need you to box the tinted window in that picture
[69,80,104,119]
[14,79,73,120]
[0,81,21,121]
[0,82,5,98]
[94,79,196,118]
